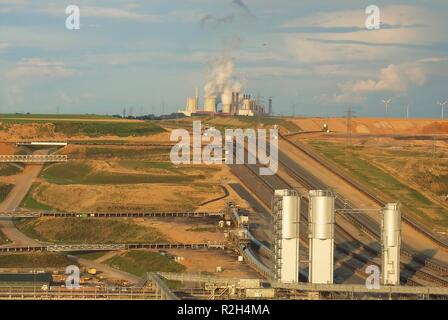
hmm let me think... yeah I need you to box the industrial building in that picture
[179,88,271,117]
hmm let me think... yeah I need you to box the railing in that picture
[0,211,224,218]
[0,242,227,253]
[0,155,67,163]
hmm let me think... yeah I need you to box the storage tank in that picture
[309,190,334,239]
[273,189,300,283]
[381,203,401,286]
[382,203,401,247]
[282,195,299,239]
[308,190,335,284]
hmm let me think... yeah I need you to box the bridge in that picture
[0,242,226,253]
[0,155,67,163]
[16,141,68,147]
[0,211,224,218]
[158,272,448,299]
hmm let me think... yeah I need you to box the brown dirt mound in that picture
[287,118,448,134]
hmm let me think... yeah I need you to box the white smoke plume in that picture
[204,55,243,105]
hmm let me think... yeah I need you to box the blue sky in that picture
[1,0,448,118]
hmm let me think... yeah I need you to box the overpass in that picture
[0,211,224,218]
[0,155,67,163]
[16,141,68,147]
[158,272,448,299]
[0,242,226,253]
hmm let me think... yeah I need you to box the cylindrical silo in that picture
[308,190,335,284]
[381,203,401,286]
[272,189,300,283]
[282,195,299,239]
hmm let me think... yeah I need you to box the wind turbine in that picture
[405,104,410,119]
[381,99,392,116]
[437,100,448,120]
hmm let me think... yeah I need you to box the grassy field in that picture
[0,114,114,119]
[14,218,169,244]
[307,140,448,228]
[74,251,108,260]
[83,146,172,159]
[41,161,197,184]
[0,164,22,176]
[0,253,76,268]
[105,251,185,276]
[161,115,300,132]
[0,118,164,137]
[21,183,54,210]
[0,183,14,203]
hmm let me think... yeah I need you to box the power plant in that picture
[179,88,271,117]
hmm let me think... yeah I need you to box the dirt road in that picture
[0,150,48,246]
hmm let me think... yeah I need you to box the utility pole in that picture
[381,99,392,116]
[344,106,355,152]
[437,100,448,120]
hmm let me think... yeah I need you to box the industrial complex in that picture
[1,1,448,311]
[179,88,272,117]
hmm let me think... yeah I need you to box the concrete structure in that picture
[381,203,401,286]
[179,88,199,116]
[0,155,67,163]
[308,190,335,284]
[272,189,300,283]
[204,96,217,113]
[16,141,67,147]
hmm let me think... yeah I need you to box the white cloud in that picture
[6,58,79,79]
[39,6,161,22]
[347,63,427,93]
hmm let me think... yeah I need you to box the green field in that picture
[307,140,448,228]
[105,251,185,276]
[74,251,108,260]
[0,164,22,176]
[83,146,172,159]
[41,161,197,184]
[162,115,300,132]
[0,253,76,268]
[0,183,14,203]
[0,114,114,119]
[21,183,54,210]
[14,218,169,244]
[0,118,164,137]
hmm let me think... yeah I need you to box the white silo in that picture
[381,203,401,286]
[308,190,335,284]
[273,189,300,283]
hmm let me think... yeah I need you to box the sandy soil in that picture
[31,182,225,212]
[287,117,448,134]
[137,218,224,243]
[166,249,259,278]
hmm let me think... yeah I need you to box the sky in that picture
[0,0,448,118]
